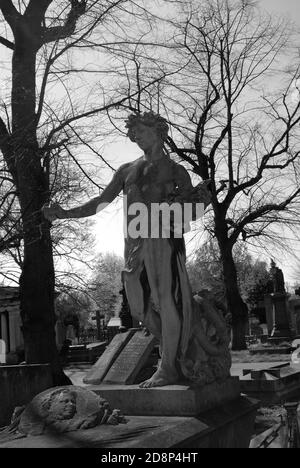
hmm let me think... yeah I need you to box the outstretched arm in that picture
[43,164,127,221]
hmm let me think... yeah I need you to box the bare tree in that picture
[0,0,164,383]
[120,0,300,349]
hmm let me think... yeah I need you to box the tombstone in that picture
[269,293,291,341]
[0,339,6,364]
[240,363,300,404]
[288,292,300,336]
[104,330,157,385]
[83,329,135,385]
[265,260,291,342]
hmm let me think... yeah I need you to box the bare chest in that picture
[124,160,177,201]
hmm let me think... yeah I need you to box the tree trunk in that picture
[12,40,71,385]
[215,215,248,350]
[220,245,248,350]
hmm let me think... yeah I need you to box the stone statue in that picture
[43,111,231,388]
[0,386,126,440]
[270,259,286,294]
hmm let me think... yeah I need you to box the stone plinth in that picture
[88,377,240,416]
[240,363,300,405]
[0,364,53,427]
[249,345,292,355]
[0,396,258,448]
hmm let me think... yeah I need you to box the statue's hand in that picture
[42,202,66,222]
[78,413,99,430]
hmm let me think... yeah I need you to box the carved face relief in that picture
[133,123,161,152]
[48,391,76,421]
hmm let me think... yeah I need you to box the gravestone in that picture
[103,331,157,385]
[240,363,300,404]
[268,293,291,341]
[288,293,300,336]
[83,330,135,385]
[265,261,292,342]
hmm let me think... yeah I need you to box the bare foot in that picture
[139,369,178,388]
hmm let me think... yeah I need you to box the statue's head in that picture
[125,112,169,151]
[41,389,77,422]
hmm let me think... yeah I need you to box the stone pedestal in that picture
[88,377,240,416]
[240,363,300,405]
[0,396,259,448]
[268,293,291,341]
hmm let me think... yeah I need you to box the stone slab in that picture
[249,346,292,355]
[83,330,135,385]
[250,423,283,449]
[103,331,157,385]
[0,396,258,448]
[86,341,107,350]
[231,362,286,378]
[240,364,300,405]
[89,377,240,416]
[268,337,292,345]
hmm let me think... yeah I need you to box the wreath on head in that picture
[125,111,169,142]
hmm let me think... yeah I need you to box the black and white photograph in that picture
[0,0,300,453]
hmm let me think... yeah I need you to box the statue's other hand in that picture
[42,202,66,222]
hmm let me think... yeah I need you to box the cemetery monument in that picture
[43,112,231,389]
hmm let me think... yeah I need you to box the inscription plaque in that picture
[104,331,157,385]
[83,330,135,385]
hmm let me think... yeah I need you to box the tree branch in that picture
[0,233,22,254]
[25,0,53,20]
[230,189,300,243]
[41,0,87,44]
[44,75,166,148]
[166,136,200,173]
[0,0,21,32]
[0,116,17,184]
[0,35,14,49]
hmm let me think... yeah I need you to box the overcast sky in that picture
[260,0,300,24]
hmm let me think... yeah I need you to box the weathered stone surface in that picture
[44,113,232,390]
[17,386,126,436]
[104,331,157,385]
[249,345,292,355]
[90,377,240,416]
[240,363,300,404]
[0,364,53,427]
[0,396,258,448]
[291,347,300,365]
[83,330,135,385]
